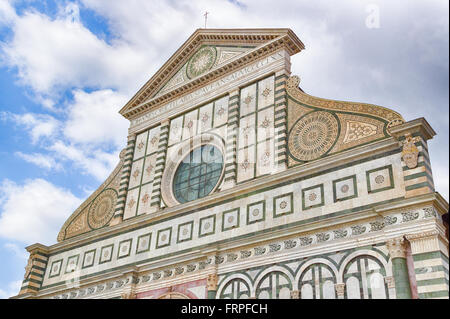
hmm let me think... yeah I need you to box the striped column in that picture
[18,244,49,296]
[401,133,435,198]
[386,237,412,299]
[149,119,170,212]
[273,71,289,172]
[111,134,136,224]
[406,231,449,299]
[222,90,240,190]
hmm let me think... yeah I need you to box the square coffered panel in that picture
[302,184,324,210]
[366,165,394,193]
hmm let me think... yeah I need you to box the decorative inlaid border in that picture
[366,165,395,194]
[177,221,194,243]
[64,255,79,274]
[156,227,172,249]
[99,244,114,265]
[222,208,240,231]
[136,233,152,254]
[332,175,358,202]
[302,184,325,210]
[199,215,216,238]
[273,192,294,218]
[117,239,133,260]
[81,249,96,269]
[246,200,266,225]
[48,259,63,278]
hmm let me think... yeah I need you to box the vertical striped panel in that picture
[222,92,240,189]
[149,121,170,212]
[273,73,289,172]
[402,134,435,198]
[112,134,136,221]
[19,252,48,295]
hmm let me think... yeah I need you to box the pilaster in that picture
[334,283,345,299]
[386,237,412,299]
[111,134,136,224]
[389,118,436,198]
[273,70,290,173]
[18,244,49,297]
[406,230,449,299]
[222,90,240,190]
[149,119,170,212]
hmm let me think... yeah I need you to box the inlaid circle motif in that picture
[88,189,117,229]
[375,175,385,184]
[186,46,217,79]
[288,111,339,161]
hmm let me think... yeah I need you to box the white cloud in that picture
[0,279,21,299]
[15,151,62,171]
[64,89,128,147]
[0,0,16,26]
[2,112,59,144]
[0,178,82,245]
[0,2,150,96]
[49,141,118,181]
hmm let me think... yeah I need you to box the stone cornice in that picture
[119,29,304,120]
[389,117,436,141]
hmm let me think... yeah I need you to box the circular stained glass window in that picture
[173,144,223,203]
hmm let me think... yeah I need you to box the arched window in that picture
[219,279,251,299]
[298,263,337,299]
[256,272,292,299]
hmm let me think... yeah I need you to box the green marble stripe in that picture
[275,82,286,89]
[114,207,123,212]
[229,94,239,100]
[228,120,238,127]
[122,164,131,169]
[403,161,432,173]
[416,278,447,287]
[275,74,288,81]
[276,144,286,151]
[418,290,449,299]
[274,95,286,102]
[29,271,44,279]
[24,278,42,285]
[116,200,125,205]
[274,108,286,116]
[274,122,285,129]
[274,116,286,123]
[275,88,286,95]
[413,251,443,262]
[227,116,239,123]
[33,265,47,272]
[405,181,434,191]
[118,187,127,193]
[34,258,48,264]
[275,102,286,107]
[21,285,39,291]
[224,176,235,182]
[229,101,239,107]
[404,171,433,182]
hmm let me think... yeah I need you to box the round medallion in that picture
[186,46,217,79]
[288,111,339,162]
[340,184,350,193]
[375,175,385,184]
[88,189,117,229]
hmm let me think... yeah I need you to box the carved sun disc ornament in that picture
[288,111,339,162]
[88,189,117,229]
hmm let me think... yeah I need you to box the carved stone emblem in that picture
[401,134,420,169]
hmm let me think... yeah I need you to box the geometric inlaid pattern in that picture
[302,184,325,210]
[49,259,63,278]
[82,249,96,269]
[247,200,265,225]
[136,233,151,254]
[222,208,240,231]
[199,215,216,238]
[333,175,358,202]
[177,221,194,243]
[273,193,293,218]
[156,227,172,249]
[288,111,339,162]
[366,165,394,194]
[65,255,79,274]
[117,239,132,259]
[99,244,114,264]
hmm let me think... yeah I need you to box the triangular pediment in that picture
[119,28,305,119]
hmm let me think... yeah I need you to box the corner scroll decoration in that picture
[286,75,405,129]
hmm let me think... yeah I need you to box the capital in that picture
[386,237,407,259]
[290,290,300,299]
[335,283,346,297]
[207,273,218,291]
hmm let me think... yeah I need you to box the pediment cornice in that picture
[119,28,304,120]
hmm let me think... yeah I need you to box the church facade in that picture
[14,29,448,299]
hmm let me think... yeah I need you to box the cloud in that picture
[0,178,82,245]
[15,151,62,171]
[64,89,128,147]
[2,112,59,144]
[0,279,21,299]
[49,141,118,181]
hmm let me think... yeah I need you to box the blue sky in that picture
[0,0,448,298]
